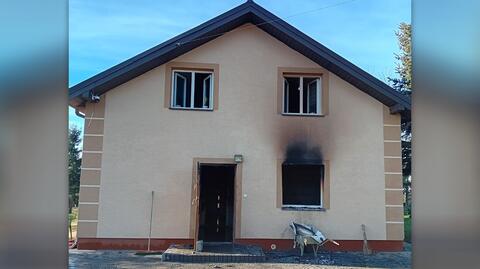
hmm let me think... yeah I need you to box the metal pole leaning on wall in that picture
[148,191,155,252]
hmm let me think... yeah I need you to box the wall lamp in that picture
[234,154,243,163]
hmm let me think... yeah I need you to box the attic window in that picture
[282,164,323,207]
[283,76,322,115]
[171,70,213,110]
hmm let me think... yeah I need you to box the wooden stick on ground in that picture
[147,191,155,252]
[362,224,372,255]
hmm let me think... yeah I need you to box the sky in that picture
[69,0,411,129]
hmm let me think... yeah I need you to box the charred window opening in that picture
[282,164,323,206]
[172,70,213,109]
[283,76,322,115]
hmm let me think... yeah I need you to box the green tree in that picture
[389,22,412,215]
[68,126,82,212]
[389,22,412,95]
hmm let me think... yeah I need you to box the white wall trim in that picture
[80,185,101,188]
[385,205,403,207]
[83,151,103,154]
[384,156,401,159]
[384,124,401,127]
[384,140,401,143]
[81,167,101,171]
[384,172,402,175]
[385,188,403,191]
[79,202,99,205]
[78,220,98,223]
[386,221,404,224]
[84,117,104,120]
[84,134,104,137]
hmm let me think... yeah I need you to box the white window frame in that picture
[171,69,214,110]
[282,75,322,116]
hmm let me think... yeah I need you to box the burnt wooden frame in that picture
[276,159,330,210]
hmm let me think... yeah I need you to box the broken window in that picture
[283,76,321,115]
[282,164,323,206]
[172,70,213,109]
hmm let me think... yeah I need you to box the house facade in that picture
[70,1,409,252]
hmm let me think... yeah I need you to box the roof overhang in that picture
[69,0,411,114]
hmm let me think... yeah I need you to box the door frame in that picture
[190,158,242,250]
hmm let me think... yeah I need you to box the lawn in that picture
[404,215,411,243]
[69,207,78,241]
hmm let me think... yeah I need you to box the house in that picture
[69,0,410,252]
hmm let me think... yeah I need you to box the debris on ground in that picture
[69,243,412,268]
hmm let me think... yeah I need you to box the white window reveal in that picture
[172,70,214,110]
[283,76,322,115]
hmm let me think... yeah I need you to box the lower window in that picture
[282,164,323,207]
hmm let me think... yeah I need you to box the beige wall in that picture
[383,107,404,240]
[95,24,392,241]
[77,97,106,238]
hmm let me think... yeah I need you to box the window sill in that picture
[169,107,214,111]
[281,205,325,211]
[281,113,325,117]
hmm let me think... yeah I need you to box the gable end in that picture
[69,0,410,114]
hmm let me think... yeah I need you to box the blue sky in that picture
[69,0,411,129]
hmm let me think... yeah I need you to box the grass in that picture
[69,207,78,240]
[404,215,411,243]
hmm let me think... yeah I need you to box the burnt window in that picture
[282,164,323,206]
[283,76,322,115]
[172,70,213,109]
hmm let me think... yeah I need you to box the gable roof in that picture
[69,0,410,112]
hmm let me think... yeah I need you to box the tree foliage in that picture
[389,22,412,95]
[68,126,82,211]
[389,22,412,215]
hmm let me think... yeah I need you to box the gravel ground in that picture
[69,245,411,269]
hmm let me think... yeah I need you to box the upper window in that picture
[171,70,214,110]
[283,76,322,115]
[282,164,323,207]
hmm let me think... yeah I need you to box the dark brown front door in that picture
[198,164,235,242]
